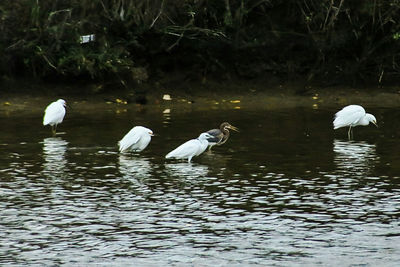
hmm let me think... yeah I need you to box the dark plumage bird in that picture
[206,122,239,150]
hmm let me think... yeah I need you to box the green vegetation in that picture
[1,0,400,89]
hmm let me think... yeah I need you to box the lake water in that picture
[0,97,399,266]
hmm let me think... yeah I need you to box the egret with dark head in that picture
[43,99,67,135]
[206,122,239,150]
[119,126,154,153]
[165,132,215,163]
[333,105,377,139]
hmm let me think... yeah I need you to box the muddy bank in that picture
[1,79,400,116]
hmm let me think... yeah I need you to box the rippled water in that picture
[1,100,400,266]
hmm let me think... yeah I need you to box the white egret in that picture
[119,126,154,153]
[206,122,239,150]
[43,99,67,135]
[333,105,377,139]
[165,132,215,163]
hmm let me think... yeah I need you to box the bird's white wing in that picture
[166,139,199,159]
[119,129,142,152]
[333,105,366,129]
[43,102,66,126]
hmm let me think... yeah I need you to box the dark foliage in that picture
[1,0,400,87]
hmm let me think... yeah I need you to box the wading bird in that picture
[333,105,377,139]
[43,99,67,135]
[165,132,215,163]
[207,122,239,150]
[119,126,154,152]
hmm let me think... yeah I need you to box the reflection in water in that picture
[42,137,68,175]
[333,139,378,176]
[2,108,400,266]
[118,154,152,180]
[164,162,209,179]
[162,108,171,125]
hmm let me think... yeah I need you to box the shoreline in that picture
[1,80,400,115]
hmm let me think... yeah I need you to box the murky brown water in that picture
[1,97,399,266]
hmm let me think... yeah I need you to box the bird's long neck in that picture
[360,114,372,126]
[198,138,209,152]
[198,137,208,145]
[219,127,230,145]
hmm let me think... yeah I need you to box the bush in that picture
[1,0,400,86]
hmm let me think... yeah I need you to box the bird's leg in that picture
[347,126,352,140]
[52,125,57,136]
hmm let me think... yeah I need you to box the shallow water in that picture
[1,100,400,266]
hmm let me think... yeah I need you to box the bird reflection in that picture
[333,139,378,176]
[42,137,68,175]
[118,154,152,179]
[164,162,209,179]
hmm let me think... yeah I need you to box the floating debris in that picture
[115,98,128,105]
[163,94,172,101]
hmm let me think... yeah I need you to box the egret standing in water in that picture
[119,126,154,153]
[206,122,239,150]
[333,105,377,139]
[43,99,67,135]
[165,132,215,163]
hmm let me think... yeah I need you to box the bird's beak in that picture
[150,132,155,136]
[372,121,378,128]
[229,125,239,132]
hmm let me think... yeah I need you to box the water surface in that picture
[0,99,399,266]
